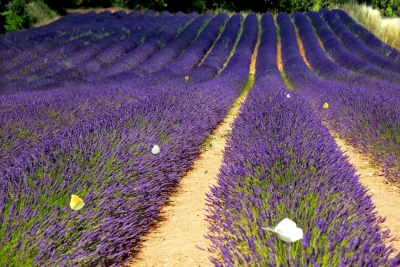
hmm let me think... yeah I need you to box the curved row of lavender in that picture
[288,11,400,182]
[0,10,128,62]
[0,10,157,76]
[1,11,191,92]
[88,12,236,89]
[0,10,106,45]
[78,12,198,81]
[0,11,175,94]
[0,12,155,77]
[99,12,228,89]
[0,11,257,266]
[305,11,400,85]
[27,11,205,86]
[0,10,136,73]
[89,12,212,82]
[319,9,400,73]
[0,13,239,167]
[292,11,400,99]
[332,9,400,63]
[279,11,400,182]
[206,11,399,266]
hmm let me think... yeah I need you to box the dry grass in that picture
[342,3,400,50]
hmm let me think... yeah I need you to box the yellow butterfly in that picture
[185,76,189,82]
[70,195,85,210]
[323,102,329,109]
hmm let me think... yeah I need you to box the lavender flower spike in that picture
[263,218,304,242]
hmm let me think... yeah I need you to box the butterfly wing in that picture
[151,145,160,154]
[70,195,85,210]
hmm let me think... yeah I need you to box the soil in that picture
[125,18,400,267]
[65,8,131,14]
[295,35,400,256]
[33,10,400,264]
[334,135,400,256]
[124,37,259,267]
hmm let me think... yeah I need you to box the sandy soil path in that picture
[124,39,259,267]
[293,28,400,256]
[334,136,400,256]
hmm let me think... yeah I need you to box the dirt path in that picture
[334,136,400,256]
[293,27,400,256]
[124,40,259,267]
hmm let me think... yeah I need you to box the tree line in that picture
[1,0,399,34]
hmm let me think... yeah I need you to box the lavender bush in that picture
[305,11,400,84]
[292,11,400,99]
[2,7,400,267]
[0,10,257,266]
[206,12,400,266]
[279,11,400,182]
[0,11,153,77]
[319,9,400,73]
[332,9,400,63]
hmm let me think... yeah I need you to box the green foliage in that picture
[1,0,27,32]
[2,0,398,35]
[371,0,400,17]
[117,0,167,10]
[210,0,235,12]
[0,0,58,33]
[191,0,206,13]
[25,0,58,25]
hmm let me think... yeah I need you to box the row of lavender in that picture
[284,10,400,182]
[0,10,133,61]
[0,11,184,93]
[206,12,400,266]
[0,12,233,165]
[331,9,400,64]
[0,12,257,266]
[0,9,225,94]
[0,11,166,73]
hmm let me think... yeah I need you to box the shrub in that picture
[0,0,58,33]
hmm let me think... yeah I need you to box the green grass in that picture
[343,2,400,51]
[201,135,214,150]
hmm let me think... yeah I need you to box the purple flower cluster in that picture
[0,10,257,266]
[0,10,131,67]
[0,12,175,95]
[85,12,196,80]
[305,11,400,84]
[279,11,400,182]
[112,13,228,89]
[319,9,400,73]
[103,13,213,82]
[292,11,400,99]
[0,11,162,81]
[332,9,400,63]
[207,12,400,266]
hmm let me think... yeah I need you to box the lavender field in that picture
[1,8,400,266]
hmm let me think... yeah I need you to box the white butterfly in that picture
[263,218,303,242]
[286,94,291,98]
[151,145,160,154]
